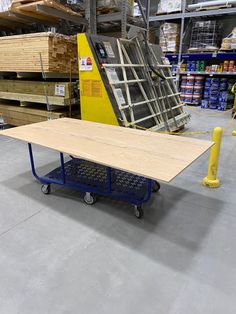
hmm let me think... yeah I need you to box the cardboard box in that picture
[97,0,134,15]
[221,27,236,50]
[157,0,182,14]
[159,23,180,53]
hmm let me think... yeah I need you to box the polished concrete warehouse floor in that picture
[0,108,236,314]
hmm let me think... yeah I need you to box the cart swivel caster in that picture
[84,192,97,205]
[41,184,51,195]
[152,181,160,193]
[134,205,143,219]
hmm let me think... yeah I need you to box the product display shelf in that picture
[166,52,236,62]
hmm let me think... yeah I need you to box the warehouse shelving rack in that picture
[84,0,150,38]
[166,51,236,77]
[149,1,236,63]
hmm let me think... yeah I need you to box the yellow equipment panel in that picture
[77,34,119,126]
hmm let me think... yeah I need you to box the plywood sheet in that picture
[0,118,213,182]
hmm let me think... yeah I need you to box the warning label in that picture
[103,42,115,58]
[81,80,92,97]
[91,80,102,97]
[81,80,102,98]
[79,57,93,71]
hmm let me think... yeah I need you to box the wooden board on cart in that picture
[0,118,213,182]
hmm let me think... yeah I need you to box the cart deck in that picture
[28,143,157,218]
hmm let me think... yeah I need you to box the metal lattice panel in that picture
[103,36,190,132]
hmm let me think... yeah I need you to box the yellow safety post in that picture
[232,112,236,136]
[203,127,223,188]
[231,84,236,136]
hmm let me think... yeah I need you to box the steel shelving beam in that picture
[185,6,236,18]
[149,12,184,22]
[36,5,88,25]
[149,6,236,22]
[166,52,236,61]
[179,71,236,76]
[97,12,123,23]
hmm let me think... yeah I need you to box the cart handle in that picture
[28,143,66,185]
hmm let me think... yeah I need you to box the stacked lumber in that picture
[0,80,79,106]
[0,103,80,126]
[0,32,78,74]
[0,0,84,24]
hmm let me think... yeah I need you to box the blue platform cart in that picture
[28,143,160,219]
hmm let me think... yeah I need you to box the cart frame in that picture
[28,143,160,218]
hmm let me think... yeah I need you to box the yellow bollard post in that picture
[232,128,236,136]
[203,127,223,188]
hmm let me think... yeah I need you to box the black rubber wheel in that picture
[152,181,161,193]
[41,184,51,195]
[134,205,144,219]
[83,193,97,205]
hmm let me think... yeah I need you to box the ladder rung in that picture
[129,113,159,125]
[111,79,146,85]
[122,99,156,109]
[159,93,180,100]
[103,64,145,68]
[155,65,172,68]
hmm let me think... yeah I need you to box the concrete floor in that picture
[0,108,236,314]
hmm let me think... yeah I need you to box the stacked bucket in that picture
[201,78,229,110]
[180,75,204,105]
[185,60,206,72]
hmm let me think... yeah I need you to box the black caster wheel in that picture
[83,192,97,205]
[41,184,51,195]
[134,205,144,219]
[152,181,160,193]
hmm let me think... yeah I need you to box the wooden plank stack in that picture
[0,103,71,126]
[0,0,84,25]
[0,80,79,106]
[0,32,78,74]
[0,32,79,126]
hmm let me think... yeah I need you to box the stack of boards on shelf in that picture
[0,80,79,106]
[0,104,80,126]
[0,0,84,27]
[0,32,78,74]
[0,32,79,126]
